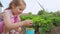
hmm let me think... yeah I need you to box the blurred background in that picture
[0,0,60,14]
[0,0,60,34]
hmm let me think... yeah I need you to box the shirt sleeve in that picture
[3,10,12,24]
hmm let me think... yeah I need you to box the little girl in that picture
[0,0,32,34]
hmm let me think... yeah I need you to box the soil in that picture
[47,27,60,34]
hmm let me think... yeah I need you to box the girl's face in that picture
[12,2,26,15]
[12,6,23,15]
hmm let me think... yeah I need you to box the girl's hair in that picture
[7,0,26,9]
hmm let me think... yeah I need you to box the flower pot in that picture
[26,28,35,34]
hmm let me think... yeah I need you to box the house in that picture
[0,2,3,12]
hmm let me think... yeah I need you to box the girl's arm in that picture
[18,15,21,22]
[3,11,23,29]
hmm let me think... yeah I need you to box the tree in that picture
[53,11,60,16]
[28,12,32,15]
[38,10,46,15]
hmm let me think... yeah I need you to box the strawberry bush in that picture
[20,10,60,34]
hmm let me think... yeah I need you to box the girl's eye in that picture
[19,8,21,10]
[19,8,22,11]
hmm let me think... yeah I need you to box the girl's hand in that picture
[22,20,33,26]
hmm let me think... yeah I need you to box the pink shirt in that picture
[0,10,20,33]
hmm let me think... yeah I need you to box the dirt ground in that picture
[46,27,60,34]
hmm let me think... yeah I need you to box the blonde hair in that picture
[7,0,26,9]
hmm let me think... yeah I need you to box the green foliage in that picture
[20,10,60,34]
[38,10,47,15]
[28,12,32,15]
[52,17,60,26]
[20,15,53,34]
